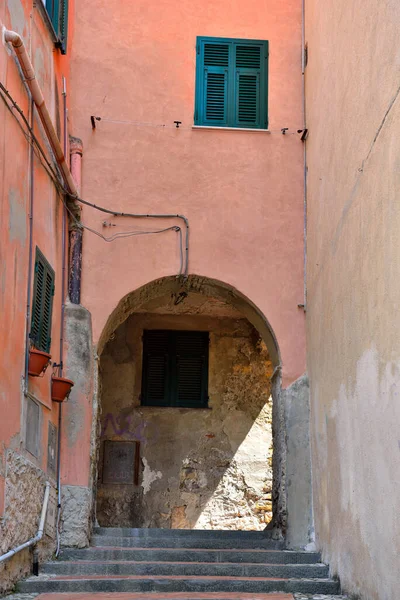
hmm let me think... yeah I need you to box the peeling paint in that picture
[141,457,162,494]
[6,0,26,36]
[8,189,27,244]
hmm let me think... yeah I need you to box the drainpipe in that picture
[24,97,35,395]
[301,0,307,309]
[69,137,83,304]
[55,76,68,557]
[4,30,78,197]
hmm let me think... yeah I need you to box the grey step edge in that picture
[17,576,340,595]
[91,535,284,550]
[42,560,329,579]
[59,547,322,564]
[94,527,273,539]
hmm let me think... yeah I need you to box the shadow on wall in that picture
[96,286,274,530]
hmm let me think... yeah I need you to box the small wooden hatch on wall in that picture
[102,440,140,485]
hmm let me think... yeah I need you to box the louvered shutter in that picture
[142,331,170,406]
[175,332,209,408]
[234,43,266,128]
[195,37,268,129]
[59,0,69,55]
[45,0,60,36]
[30,248,55,353]
[197,42,229,126]
[141,330,209,408]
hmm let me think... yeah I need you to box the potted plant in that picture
[51,363,74,402]
[28,347,51,377]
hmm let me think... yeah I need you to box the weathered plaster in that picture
[8,189,27,244]
[6,0,26,38]
[60,485,91,548]
[306,0,400,595]
[284,375,313,549]
[141,458,162,494]
[97,312,274,530]
[60,303,95,546]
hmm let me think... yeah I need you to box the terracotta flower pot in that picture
[51,376,74,403]
[28,349,51,377]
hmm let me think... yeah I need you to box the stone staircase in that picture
[16,527,340,596]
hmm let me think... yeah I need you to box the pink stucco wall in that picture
[69,0,305,388]
[0,0,69,515]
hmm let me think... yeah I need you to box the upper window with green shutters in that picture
[195,37,269,129]
[40,0,69,54]
[30,247,55,353]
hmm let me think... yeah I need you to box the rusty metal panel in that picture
[45,485,57,539]
[47,422,57,476]
[102,441,136,485]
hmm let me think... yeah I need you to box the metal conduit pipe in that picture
[0,482,51,565]
[69,137,84,304]
[4,28,190,283]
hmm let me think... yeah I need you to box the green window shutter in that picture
[30,248,55,353]
[196,41,230,126]
[59,0,69,55]
[46,0,60,36]
[174,331,209,408]
[195,37,268,129]
[141,330,209,408]
[141,330,170,406]
[234,44,264,128]
[45,0,69,54]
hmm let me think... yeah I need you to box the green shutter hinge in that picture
[34,262,39,273]
[196,43,200,55]
[52,285,55,296]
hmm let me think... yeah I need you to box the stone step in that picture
[17,574,340,595]
[91,535,284,550]
[59,547,322,565]
[94,528,273,539]
[6,594,300,600]
[42,559,329,579]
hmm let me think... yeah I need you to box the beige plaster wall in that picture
[98,313,273,530]
[305,0,400,597]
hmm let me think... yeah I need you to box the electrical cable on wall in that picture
[0,82,189,277]
[91,115,301,135]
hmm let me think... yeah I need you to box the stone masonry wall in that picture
[0,452,55,594]
[97,313,273,530]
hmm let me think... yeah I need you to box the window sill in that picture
[192,126,270,133]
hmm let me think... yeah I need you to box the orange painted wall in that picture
[69,0,305,388]
[0,0,70,513]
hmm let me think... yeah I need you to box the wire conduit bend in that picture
[3,29,190,276]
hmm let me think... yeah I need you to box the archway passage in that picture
[96,276,283,531]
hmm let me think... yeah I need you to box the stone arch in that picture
[98,275,281,368]
[95,275,286,536]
